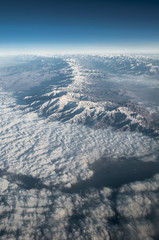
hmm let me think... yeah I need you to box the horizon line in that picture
[0,43,159,56]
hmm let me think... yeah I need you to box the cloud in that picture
[0,90,159,239]
[0,91,158,187]
[0,54,159,239]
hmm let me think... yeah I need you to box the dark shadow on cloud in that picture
[0,169,51,190]
[63,156,159,194]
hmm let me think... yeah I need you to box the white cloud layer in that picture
[0,92,158,187]
[0,174,159,240]
[0,54,159,239]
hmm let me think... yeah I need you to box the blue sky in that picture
[0,0,159,54]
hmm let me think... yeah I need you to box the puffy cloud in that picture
[0,92,158,188]
[0,54,159,239]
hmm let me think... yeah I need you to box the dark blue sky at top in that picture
[0,0,159,51]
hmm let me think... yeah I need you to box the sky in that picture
[0,0,159,54]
